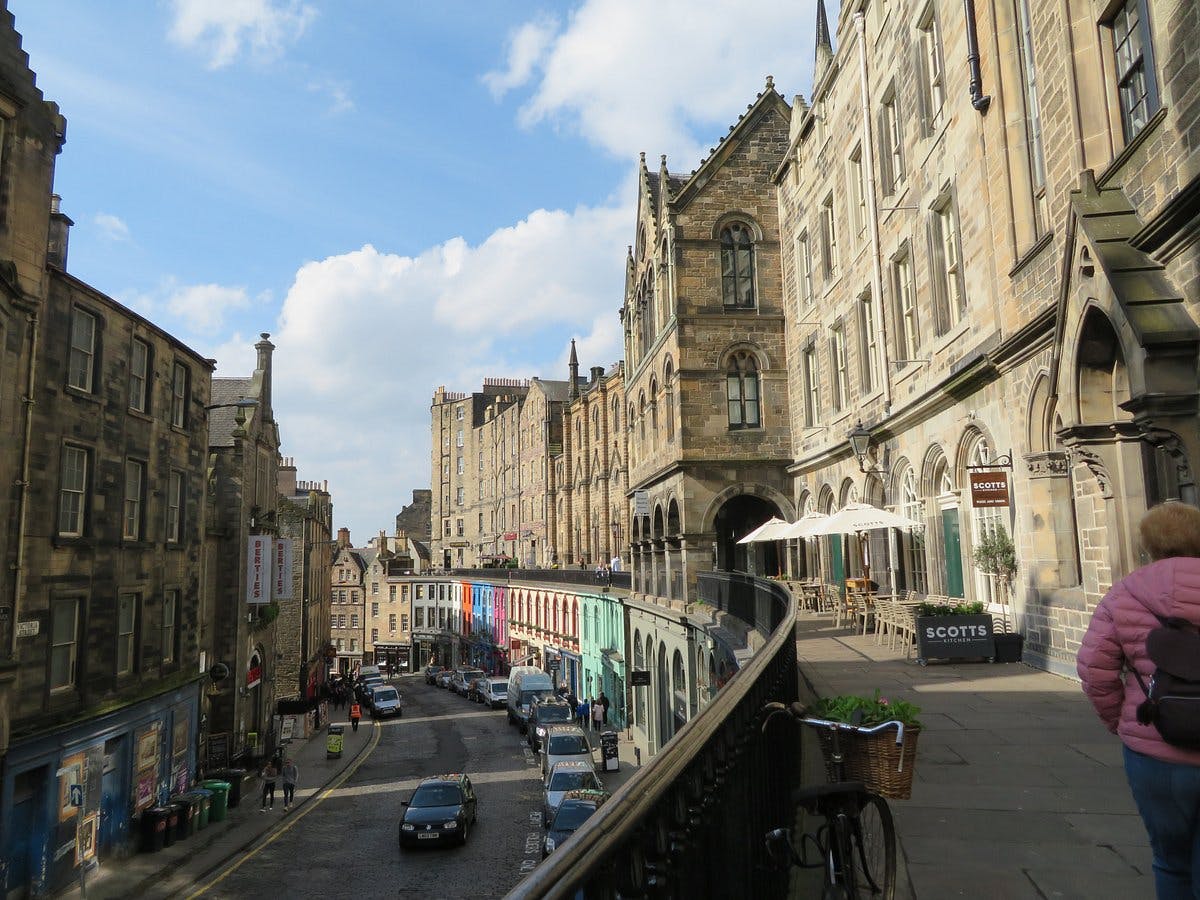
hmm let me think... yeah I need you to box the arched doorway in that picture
[656,643,671,746]
[714,494,782,573]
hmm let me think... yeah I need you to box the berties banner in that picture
[273,538,294,600]
[246,535,270,604]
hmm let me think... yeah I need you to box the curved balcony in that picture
[507,570,800,898]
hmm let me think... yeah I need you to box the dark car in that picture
[424,664,445,685]
[435,669,454,689]
[527,699,574,752]
[543,789,608,857]
[399,774,477,848]
[451,668,485,697]
[467,676,490,703]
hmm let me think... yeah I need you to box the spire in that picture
[815,0,833,83]
[568,339,579,399]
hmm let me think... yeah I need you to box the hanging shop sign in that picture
[246,535,270,604]
[969,471,1010,508]
[503,532,518,541]
[247,653,263,690]
[630,669,651,687]
[273,538,294,599]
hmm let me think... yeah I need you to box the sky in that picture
[10,0,828,543]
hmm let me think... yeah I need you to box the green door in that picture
[941,508,964,598]
[830,536,844,592]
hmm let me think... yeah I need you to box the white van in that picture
[359,665,382,679]
[370,685,402,718]
[507,666,555,731]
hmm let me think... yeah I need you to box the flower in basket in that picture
[813,690,922,800]
[814,689,922,729]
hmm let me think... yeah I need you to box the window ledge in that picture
[127,408,154,422]
[933,320,971,355]
[1008,230,1054,278]
[52,535,92,549]
[64,386,101,404]
[1097,106,1168,188]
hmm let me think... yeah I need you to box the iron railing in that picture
[507,571,800,899]
[448,567,632,592]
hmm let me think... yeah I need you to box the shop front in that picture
[371,642,411,675]
[411,630,454,670]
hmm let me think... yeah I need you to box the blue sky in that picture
[11,0,825,543]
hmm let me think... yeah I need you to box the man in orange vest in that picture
[349,702,362,732]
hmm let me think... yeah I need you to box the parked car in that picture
[543,790,609,857]
[479,678,508,709]
[398,774,477,848]
[435,669,455,689]
[451,668,485,697]
[359,664,382,679]
[527,699,574,752]
[507,666,555,731]
[424,664,445,685]
[542,760,604,826]
[541,725,595,776]
[370,685,403,718]
[466,676,490,703]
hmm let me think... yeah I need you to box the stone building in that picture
[275,459,333,704]
[622,82,794,603]
[394,488,432,543]
[777,0,1200,677]
[363,530,417,673]
[202,335,282,760]
[330,528,369,674]
[552,343,629,569]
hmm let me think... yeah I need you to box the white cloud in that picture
[490,0,817,166]
[307,77,355,115]
[166,283,256,333]
[264,201,628,541]
[168,0,316,69]
[482,16,559,98]
[93,212,130,242]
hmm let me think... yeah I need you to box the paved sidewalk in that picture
[794,612,1153,899]
[56,709,378,899]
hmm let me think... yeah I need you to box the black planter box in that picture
[992,632,1024,663]
[915,615,996,664]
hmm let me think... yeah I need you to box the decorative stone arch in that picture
[817,484,836,514]
[837,477,858,508]
[701,482,796,534]
[652,504,666,540]
[666,498,682,537]
[717,341,769,371]
[920,443,952,498]
[710,210,765,243]
[797,489,813,516]
[952,423,1002,482]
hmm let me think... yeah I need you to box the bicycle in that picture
[761,701,899,899]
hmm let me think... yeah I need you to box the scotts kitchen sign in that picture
[969,471,1010,508]
[916,614,996,661]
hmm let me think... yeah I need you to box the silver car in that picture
[541,725,595,777]
[542,760,604,826]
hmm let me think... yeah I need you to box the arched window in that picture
[638,393,646,443]
[720,222,756,308]
[612,397,620,433]
[898,465,928,593]
[726,351,761,429]
[664,361,675,442]
[966,434,1005,606]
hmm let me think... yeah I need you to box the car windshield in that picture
[548,734,589,754]
[460,670,483,681]
[539,705,572,723]
[552,804,596,831]
[521,689,551,706]
[411,785,462,807]
[374,689,398,702]
[549,771,599,791]
[491,683,507,694]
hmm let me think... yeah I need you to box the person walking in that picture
[1078,501,1200,898]
[281,758,299,811]
[591,696,604,732]
[598,691,611,726]
[349,702,362,732]
[259,760,279,812]
[576,697,590,729]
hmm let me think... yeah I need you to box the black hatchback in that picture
[423,664,445,685]
[527,699,574,752]
[399,774,478,848]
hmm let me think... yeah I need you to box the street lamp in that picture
[847,420,883,474]
[204,397,258,412]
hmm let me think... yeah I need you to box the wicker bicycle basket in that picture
[816,725,920,800]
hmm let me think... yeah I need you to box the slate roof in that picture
[208,377,255,448]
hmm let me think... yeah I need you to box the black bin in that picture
[161,804,181,847]
[600,730,619,773]
[169,797,195,840]
[212,768,246,808]
[140,806,172,853]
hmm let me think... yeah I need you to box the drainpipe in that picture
[964,0,992,112]
[9,311,38,658]
[855,10,893,413]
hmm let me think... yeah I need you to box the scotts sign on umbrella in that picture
[803,503,921,536]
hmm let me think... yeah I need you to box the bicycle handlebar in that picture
[800,715,906,746]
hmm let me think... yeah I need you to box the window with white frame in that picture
[899,467,928,592]
[68,307,97,392]
[879,87,903,195]
[820,194,839,280]
[50,597,81,691]
[830,325,850,412]
[389,613,397,631]
[123,460,144,540]
[371,602,379,617]
[166,471,183,543]
[456,429,463,448]
[130,338,149,412]
[917,5,946,133]
[351,613,359,628]
[456,456,464,475]
[795,231,813,306]
[161,589,178,664]
[803,345,820,427]
[456,405,464,420]
[171,363,188,428]
[117,593,137,675]
[849,145,867,241]
[930,192,967,334]
[892,246,920,360]
[58,445,89,536]
[456,487,464,506]
[725,350,761,429]
[401,614,409,631]
[858,290,879,394]
[372,628,379,642]
[1015,0,1047,232]
[414,607,424,628]
[1109,0,1159,142]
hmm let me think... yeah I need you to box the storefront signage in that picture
[915,614,996,662]
[634,491,650,517]
[246,535,270,604]
[630,669,651,686]
[503,532,517,541]
[273,538,294,599]
[207,733,231,768]
[247,663,262,690]
[969,471,1010,508]
[449,541,470,548]
[15,619,38,637]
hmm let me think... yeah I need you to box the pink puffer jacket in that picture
[1077,556,1200,765]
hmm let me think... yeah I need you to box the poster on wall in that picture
[173,717,189,759]
[273,538,294,600]
[134,771,155,810]
[246,535,270,604]
[58,753,84,821]
[76,814,97,865]
[136,727,159,771]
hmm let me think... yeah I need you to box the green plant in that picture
[916,600,984,617]
[971,524,1017,630]
[251,601,280,631]
[814,689,922,729]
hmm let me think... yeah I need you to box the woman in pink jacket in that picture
[1078,501,1200,898]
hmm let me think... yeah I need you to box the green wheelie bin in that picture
[200,780,230,822]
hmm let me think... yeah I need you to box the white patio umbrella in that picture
[804,503,921,583]
[736,517,791,544]
[778,510,829,539]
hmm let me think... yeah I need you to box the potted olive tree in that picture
[972,524,1023,662]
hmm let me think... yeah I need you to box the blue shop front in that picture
[1,679,202,897]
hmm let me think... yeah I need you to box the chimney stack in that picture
[590,366,604,383]
[337,527,351,548]
[47,194,73,270]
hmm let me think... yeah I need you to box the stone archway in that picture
[713,494,782,574]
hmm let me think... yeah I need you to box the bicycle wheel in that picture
[848,793,896,899]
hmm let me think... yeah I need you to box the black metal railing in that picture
[448,567,632,592]
[507,572,800,899]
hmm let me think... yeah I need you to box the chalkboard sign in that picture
[915,615,995,665]
[630,670,651,687]
[207,733,230,769]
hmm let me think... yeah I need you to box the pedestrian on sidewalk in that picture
[350,702,362,732]
[281,758,299,810]
[576,697,590,729]
[591,696,604,731]
[259,760,279,812]
[598,691,610,726]
[1078,501,1200,898]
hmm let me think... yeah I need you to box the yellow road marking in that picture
[185,721,382,899]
